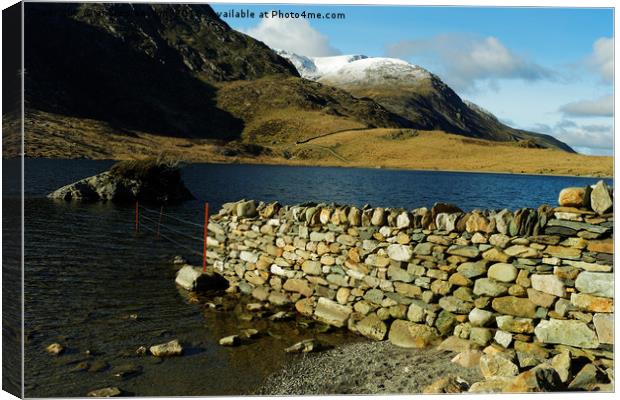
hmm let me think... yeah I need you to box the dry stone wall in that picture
[205,182,613,366]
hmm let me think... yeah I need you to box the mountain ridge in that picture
[276,50,574,152]
[20,2,580,169]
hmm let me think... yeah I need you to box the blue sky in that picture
[212,4,614,155]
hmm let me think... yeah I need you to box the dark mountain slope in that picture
[24,2,298,139]
[24,2,405,144]
[463,100,574,152]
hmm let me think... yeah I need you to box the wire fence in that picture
[134,202,209,269]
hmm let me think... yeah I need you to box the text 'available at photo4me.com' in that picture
[216,8,346,20]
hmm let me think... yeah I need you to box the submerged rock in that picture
[284,338,328,353]
[172,255,188,265]
[87,387,123,397]
[111,363,142,379]
[149,339,183,357]
[46,343,64,356]
[219,335,241,346]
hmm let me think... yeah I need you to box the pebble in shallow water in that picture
[87,387,122,397]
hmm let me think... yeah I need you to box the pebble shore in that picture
[256,340,482,395]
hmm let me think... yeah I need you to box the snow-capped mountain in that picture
[275,50,430,85]
[274,50,321,80]
[319,57,431,86]
[274,49,573,152]
[311,54,368,75]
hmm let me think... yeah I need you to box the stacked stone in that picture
[205,181,613,392]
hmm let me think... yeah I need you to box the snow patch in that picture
[275,49,320,79]
[312,54,369,75]
[276,49,431,85]
[319,57,431,85]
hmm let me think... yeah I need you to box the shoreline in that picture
[17,156,614,179]
[254,340,483,395]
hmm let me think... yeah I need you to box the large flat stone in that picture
[356,314,388,341]
[570,293,613,313]
[387,244,413,262]
[534,319,599,348]
[593,313,613,344]
[439,296,474,314]
[388,319,439,348]
[479,353,519,378]
[492,296,537,318]
[544,245,582,260]
[590,180,612,214]
[487,263,518,283]
[574,271,613,298]
[447,245,480,258]
[175,266,227,292]
[546,219,609,234]
[586,239,613,254]
[314,297,352,327]
[457,261,488,278]
[495,316,535,333]
[563,260,612,272]
[468,308,494,327]
[474,278,508,297]
[282,278,313,297]
[531,274,566,297]
[504,245,541,259]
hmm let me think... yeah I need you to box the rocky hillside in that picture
[24,3,405,146]
[277,52,574,152]
[24,3,301,140]
[24,2,574,160]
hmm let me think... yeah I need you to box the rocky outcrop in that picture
[200,183,614,392]
[48,159,194,204]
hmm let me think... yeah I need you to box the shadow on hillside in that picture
[24,3,243,140]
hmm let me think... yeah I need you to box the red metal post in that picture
[135,201,139,233]
[203,202,209,272]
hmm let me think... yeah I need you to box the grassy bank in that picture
[21,111,612,178]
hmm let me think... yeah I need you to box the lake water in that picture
[7,159,612,397]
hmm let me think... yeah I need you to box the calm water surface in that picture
[12,159,612,397]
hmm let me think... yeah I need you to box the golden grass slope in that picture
[20,111,612,178]
[282,128,612,177]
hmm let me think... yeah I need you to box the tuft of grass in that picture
[109,154,181,182]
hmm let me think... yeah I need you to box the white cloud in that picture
[559,94,613,117]
[530,119,613,155]
[242,15,339,57]
[586,37,613,84]
[386,34,553,91]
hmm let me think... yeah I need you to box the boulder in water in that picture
[48,157,194,204]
